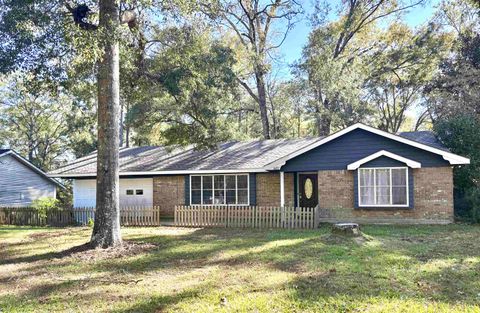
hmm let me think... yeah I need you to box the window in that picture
[358,167,408,207]
[190,174,249,205]
[126,189,134,195]
[135,189,144,195]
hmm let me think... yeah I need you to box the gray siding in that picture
[281,129,450,172]
[0,154,56,207]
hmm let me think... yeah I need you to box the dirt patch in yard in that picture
[66,240,157,262]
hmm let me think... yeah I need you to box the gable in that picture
[0,154,55,187]
[0,154,57,206]
[281,129,451,172]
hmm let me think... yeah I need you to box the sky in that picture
[276,0,442,77]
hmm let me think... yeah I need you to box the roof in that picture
[0,149,64,188]
[48,123,470,178]
[49,137,323,177]
[398,131,449,151]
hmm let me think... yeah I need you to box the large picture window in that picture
[358,167,408,207]
[190,174,249,205]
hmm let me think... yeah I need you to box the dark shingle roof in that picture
[49,128,452,177]
[49,138,323,176]
[398,131,449,151]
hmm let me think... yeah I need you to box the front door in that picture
[298,173,318,208]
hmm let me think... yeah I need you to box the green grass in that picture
[1,224,480,312]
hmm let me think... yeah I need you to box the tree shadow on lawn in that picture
[3,225,480,311]
[268,232,480,308]
[91,227,324,273]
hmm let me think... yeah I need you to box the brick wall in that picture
[317,167,454,224]
[256,173,294,207]
[318,170,354,209]
[153,176,185,217]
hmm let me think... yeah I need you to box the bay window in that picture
[358,167,408,207]
[191,174,249,205]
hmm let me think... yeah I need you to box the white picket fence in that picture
[174,205,319,229]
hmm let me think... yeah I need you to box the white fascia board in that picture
[49,168,268,178]
[347,150,421,170]
[265,123,470,170]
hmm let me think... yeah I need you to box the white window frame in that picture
[358,167,409,208]
[190,174,250,206]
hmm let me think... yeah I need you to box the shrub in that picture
[466,188,480,223]
[32,197,60,219]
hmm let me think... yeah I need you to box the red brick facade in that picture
[256,173,295,207]
[153,167,454,223]
[317,167,454,224]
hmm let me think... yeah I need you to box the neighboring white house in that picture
[0,149,62,207]
[73,178,153,208]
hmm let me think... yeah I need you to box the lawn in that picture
[1,224,480,313]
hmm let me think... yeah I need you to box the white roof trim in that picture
[0,150,64,188]
[347,150,421,170]
[49,168,268,178]
[265,123,470,170]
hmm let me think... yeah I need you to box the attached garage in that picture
[73,178,153,208]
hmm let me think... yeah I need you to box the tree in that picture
[0,75,73,170]
[435,115,480,221]
[200,0,303,139]
[425,0,480,120]
[127,25,241,148]
[299,0,427,135]
[0,0,143,247]
[366,23,448,132]
[89,0,123,248]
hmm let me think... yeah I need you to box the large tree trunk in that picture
[91,0,122,248]
[255,70,271,139]
[315,99,332,136]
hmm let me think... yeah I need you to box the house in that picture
[48,123,470,224]
[0,149,63,207]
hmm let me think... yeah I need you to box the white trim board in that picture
[264,123,470,170]
[347,150,421,170]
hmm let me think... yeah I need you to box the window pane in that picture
[376,186,390,205]
[392,169,407,186]
[191,176,201,190]
[238,190,248,204]
[237,175,248,189]
[375,169,390,187]
[226,190,236,204]
[191,190,201,204]
[214,190,225,204]
[393,187,407,205]
[226,175,236,189]
[214,175,224,189]
[203,190,213,204]
[360,187,375,205]
[202,176,213,189]
[360,169,374,187]
[126,189,134,195]
[135,189,143,195]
